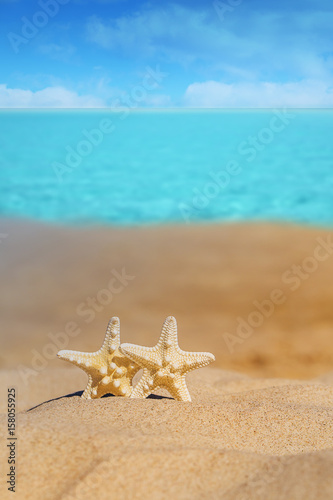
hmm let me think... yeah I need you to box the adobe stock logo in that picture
[7,0,70,54]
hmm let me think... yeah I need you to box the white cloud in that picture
[85,4,333,84]
[184,79,333,107]
[85,6,241,63]
[0,84,105,108]
[0,83,172,108]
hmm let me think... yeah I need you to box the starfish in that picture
[120,316,215,402]
[57,317,140,399]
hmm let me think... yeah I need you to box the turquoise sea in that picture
[0,110,332,226]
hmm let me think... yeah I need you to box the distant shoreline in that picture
[1,215,333,231]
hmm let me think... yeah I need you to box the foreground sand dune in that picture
[1,367,333,500]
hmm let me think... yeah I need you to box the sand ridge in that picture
[1,367,333,500]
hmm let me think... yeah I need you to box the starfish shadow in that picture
[27,391,172,411]
[27,390,116,412]
[147,394,173,400]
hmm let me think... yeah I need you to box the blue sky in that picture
[0,0,333,107]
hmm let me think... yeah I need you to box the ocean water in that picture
[0,109,332,226]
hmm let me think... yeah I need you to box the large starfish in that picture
[120,316,215,402]
[57,317,140,399]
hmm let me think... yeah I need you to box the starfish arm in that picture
[130,369,154,399]
[101,317,120,352]
[120,343,162,371]
[57,349,102,372]
[180,350,215,373]
[81,375,93,399]
[91,376,131,398]
[156,316,179,350]
[167,376,192,402]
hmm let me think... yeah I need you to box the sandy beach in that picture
[1,367,333,500]
[1,219,333,499]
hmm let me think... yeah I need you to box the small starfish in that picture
[57,317,140,399]
[120,316,215,402]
